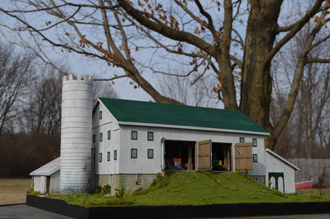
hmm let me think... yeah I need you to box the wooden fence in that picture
[288,158,330,185]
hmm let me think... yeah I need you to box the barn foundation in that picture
[95,174,157,195]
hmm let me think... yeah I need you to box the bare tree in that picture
[270,2,330,158]
[158,70,220,108]
[0,62,63,178]
[24,66,62,136]
[0,132,60,177]
[300,65,330,158]
[93,79,119,106]
[1,0,330,149]
[0,42,35,135]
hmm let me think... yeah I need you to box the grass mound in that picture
[47,193,134,206]
[43,171,330,206]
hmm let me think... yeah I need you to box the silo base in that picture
[94,174,157,196]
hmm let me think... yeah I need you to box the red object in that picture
[169,158,181,162]
[295,181,313,190]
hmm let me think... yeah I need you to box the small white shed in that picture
[265,149,299,194]
[30,157,61,195]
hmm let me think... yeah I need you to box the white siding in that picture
[33,176,47,195]
[118,125,266,175]
[93,102,120,175]
[248,138,266,177]
[266,152,296,194]
[50,170,60,193]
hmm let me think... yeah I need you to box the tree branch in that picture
[134,22,206,59]
[232,28,245,51]
[116,0,216,57]
[3,2,119,13]
[93,75,128,81]
[306,58,330,63]
[309,33,330,52]
[264,0,324,70]
[193,0,220,44]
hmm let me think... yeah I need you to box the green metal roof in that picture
[99,98,269,135]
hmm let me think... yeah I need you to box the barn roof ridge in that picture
[98,98,269,135]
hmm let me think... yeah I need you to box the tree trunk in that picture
[241,0,283,148]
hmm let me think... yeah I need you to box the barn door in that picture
[234,143,253,172]
[46,177,50,194]
[197,140,212,170]
[269,172,285,193]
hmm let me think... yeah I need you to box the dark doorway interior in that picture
[165,140,195,170]
[212,143,232,171]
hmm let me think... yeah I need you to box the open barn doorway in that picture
[164,140,195,170]
[212,143,232,171]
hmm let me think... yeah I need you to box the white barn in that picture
[92,97,297,194]
[30,75,299,195]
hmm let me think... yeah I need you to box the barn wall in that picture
[93,102,120,175]
[118,125,266,175]
[50,170,60,193]
[266,153,296,194]
[33,176,47,195]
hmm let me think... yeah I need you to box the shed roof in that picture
[98,98,269,135]
[266,149,299,170]
[30,157,60,176]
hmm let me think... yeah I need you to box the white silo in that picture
[60,74,93,194]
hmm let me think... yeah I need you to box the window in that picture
[131,131,138,140]
[252,138,257,147]
[99,132,103,142]
[114,150,117,160]
[131,148,138,158]
[147,132,154,141]
[99,153,102,162]
[239,137,245,143]
[253,154,258,162]
[252,176,259,183]
[137,174,142,185]
[93,134,95,143]
[110,175,113,186]
[107,151,110,161]
[107,130,111,140]
[99,111,102,120]
[147,149,154,159]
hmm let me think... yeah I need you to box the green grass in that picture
[296,188,330,196]
[43,171,330,207]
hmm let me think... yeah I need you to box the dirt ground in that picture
[0,179,31,205]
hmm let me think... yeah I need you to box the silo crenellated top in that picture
[63,74,93,83]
